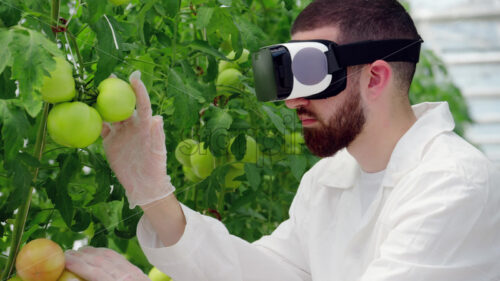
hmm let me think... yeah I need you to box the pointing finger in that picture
[129,70,152,120]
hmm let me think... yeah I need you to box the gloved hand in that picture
[102,71,175,208]
[65,247,151,281]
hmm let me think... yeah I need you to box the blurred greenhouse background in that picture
[407,0,500,169]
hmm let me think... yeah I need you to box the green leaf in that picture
[167,68,200,129]
[207,7,242,53]
[234,17,267,51]
[0,255,6,270]
[54,152,80,227]
[0,67,16,99]
[0,29,14,75]
[90,230,108,247]
[262,105,285,133]
[0,100,30,161]
[91,16,124,85]
[83,0,107,24]
[244,163,261,190]
[9,29,60,116]
[188,40,228,61]
[90,201,123,230]
[88,152,112,205]
[0,0,22,27]
[230,133,246,160]
[131,54,155,91]
[161,0,180,18]
[283,0,294,10]
[4,161,32,213]
[18,151,42,168]
[71,208,92,232]
[204,56,218,83]
[288,155,307,181]
[206,108,233,156]
[196,7,215,29]
[137,1,155,44]
[115,196,141,239]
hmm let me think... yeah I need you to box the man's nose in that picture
[285,97,310,109]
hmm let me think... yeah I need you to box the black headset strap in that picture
[332,38,423,69]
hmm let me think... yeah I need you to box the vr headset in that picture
[251,38,423,102]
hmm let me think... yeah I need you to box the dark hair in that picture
[291,0,420,92]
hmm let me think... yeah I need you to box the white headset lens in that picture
[291,47,328,86]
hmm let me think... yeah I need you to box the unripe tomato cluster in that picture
[174,135,259,189]
[284,131,305,155]
[174,139,214,183]
[42,56,136,148]
[13,238,85,281]
[216,49,249,91]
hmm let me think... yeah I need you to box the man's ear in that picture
[365,60,392,100]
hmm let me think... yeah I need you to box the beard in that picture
[299,84,366,158]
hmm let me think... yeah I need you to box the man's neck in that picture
[347,104,417,173]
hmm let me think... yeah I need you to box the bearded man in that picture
[65,0,500,280]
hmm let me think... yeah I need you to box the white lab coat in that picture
[137,102,500,281]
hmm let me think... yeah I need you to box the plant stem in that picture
[52,0,61,28]
[1,104,50,280]
[216,160,227,217]
[67,32,85,78]
[170,14,179,69]
[217,184,226,218]
[65,31,86,101]
[0,0,58,278]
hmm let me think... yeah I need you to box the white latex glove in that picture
[65,247,151,281]
[102,71,174,208]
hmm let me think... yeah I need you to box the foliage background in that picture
[0,0,471,276]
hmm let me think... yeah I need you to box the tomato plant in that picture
[0,0,471,279]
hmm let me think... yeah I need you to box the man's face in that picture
[286,26,366,157]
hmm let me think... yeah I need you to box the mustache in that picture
[296,107,317,119]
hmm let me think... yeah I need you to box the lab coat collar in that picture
[317,102,455,189]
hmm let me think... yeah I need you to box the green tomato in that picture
[284,132,304,155]
[96,77,136,122]
[224,166,245,189]
[229,135,259,169]
[218,49,250,73]
[57,270,86,281]
[218,60,238,73]
[190,143,215,179]
[48,102,103,148]
[183,165,202,182]
[284,144,301,155]
[109,0,130,5]
[7,276,23,281]
[284,131,305,145]
[41,57,76,103]
[175,139,199,167]
[148,267,172,281]
[216,68,242,88]
[235,49,250,64]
